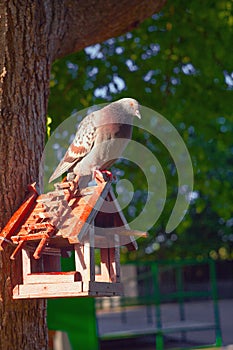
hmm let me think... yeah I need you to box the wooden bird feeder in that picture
[0,173,146,299]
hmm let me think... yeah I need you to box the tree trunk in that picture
[0,1,51,349]
[0,1,166,348]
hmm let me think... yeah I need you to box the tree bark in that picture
[0,1,51,349]
[0,0,166,349]
[50,0,167,60]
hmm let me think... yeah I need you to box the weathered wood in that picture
[89,281,123,296]
[95,274,109,282]
[22,222,55,231]
[108,247,119,283]
[74,243,90,291]
[89,227,96,282]
[100,248,111,282]
[0,0,166,346]
[68,181,112,243]
[74,244,87,270]
[2,168,141,301]
[114,247,121,283]
[100,247,120,283]
[10,241,25,260]
[97,227,147,238]
[22,249,31,284]
[0,184,37,250]
[13,281,83,299]
[24,271,81,284]
[43,253,61,272]
[11,233,50,242]
[33,237,50,259]
[26,245,61,256]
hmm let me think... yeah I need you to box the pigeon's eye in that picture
[130,102,134,107]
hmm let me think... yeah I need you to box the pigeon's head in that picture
[117,98,141,119]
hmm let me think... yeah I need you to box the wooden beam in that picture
[0,183,38,250]
[12,281,83,299]
[74,243,92,292]
[10,240,25,260]
[68,180,112,243]
[22,249,31,283]
[89,281,123,296]
[100,248,111,282]
[23,271,81,284]
[89,227,95,282]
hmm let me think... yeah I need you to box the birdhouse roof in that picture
[0,174,146,260]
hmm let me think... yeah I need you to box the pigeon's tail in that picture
[49,161,75,183]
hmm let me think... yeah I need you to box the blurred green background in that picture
[47,2,233,349]
[47,0,233,262]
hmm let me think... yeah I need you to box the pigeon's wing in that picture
[49,114,96,182]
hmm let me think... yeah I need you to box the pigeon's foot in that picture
[67,172,76,181]
[101,170,113,180]
[93,169,112,182]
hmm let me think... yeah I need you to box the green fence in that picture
[47,258,222,349]
[97,259,222,350]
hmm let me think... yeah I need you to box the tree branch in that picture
[51,0,167,60]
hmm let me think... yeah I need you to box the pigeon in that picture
[49,98,141,184]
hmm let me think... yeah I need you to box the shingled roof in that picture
[0,173,146,261]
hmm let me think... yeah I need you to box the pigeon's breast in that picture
[73,123,132,175]
[96,123,132,142]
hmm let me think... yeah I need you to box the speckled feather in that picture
[49,98,141,183]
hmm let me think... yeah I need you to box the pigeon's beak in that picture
[135,109,141,119]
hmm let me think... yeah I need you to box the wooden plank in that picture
[79,188,95,196]
[43,253,61,272]
[68,181,112,243]
[99,247,120,283]
[107,228,147,238]
[89,281,123,296]
[22,217,41,224]
[26,245,61,256]
[12,281,83,299]
[22,249,31,283]
[22,222,55,230]
[95,275,108,282]
[34,212,52,219]
[115,246,121,282]
[36,190,66,201]
[100,248,110,282]
[10,240,25,260]
[89,228,95,282]
[13,281,122,298]
[54,181,74,190]
[74,243,86,270]
[109,247,121,283]
[99,244,120,283]
[108,248,116,282]
[11,233,50,242]
[61,186,104,244]
[94,227,147,239]
[74,243,90,291]
[33,203,46,210]
[0,183,38,250]
[33,237,50,259]
[24,271,81,284]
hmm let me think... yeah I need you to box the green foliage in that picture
[48,0,233,260]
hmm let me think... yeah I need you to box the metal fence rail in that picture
[97,259,222,349]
